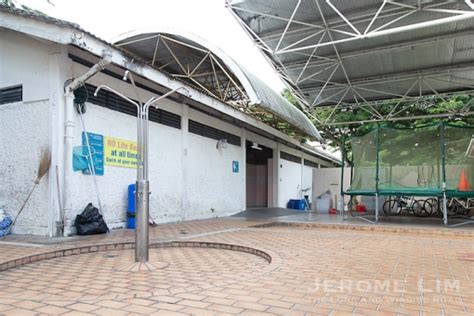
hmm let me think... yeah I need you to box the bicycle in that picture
[448,197,474,216]
[383,196,431,217]
[423,197,440,216]
[423,197,474,217]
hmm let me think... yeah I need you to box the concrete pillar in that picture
[181,104,189,220]
[48,49,68,237]
[300,152,304,199]
[275,144,281,208]
[241,128,246,211]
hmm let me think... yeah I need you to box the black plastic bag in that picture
[75,203,109,235]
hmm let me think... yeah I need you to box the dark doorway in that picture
[246,141,273,208]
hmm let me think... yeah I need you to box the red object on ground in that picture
[458,170,471,191]
[356,204,367,213]
[329,208,337,214]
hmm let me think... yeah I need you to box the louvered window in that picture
[188,120,241,146]
[0,85,22,105]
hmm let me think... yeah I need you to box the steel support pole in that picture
[440,123,448,226]
[375,125,380,224]
[135,180,150,262]
[340,135,345,221]
[442,191,448,226]
[375,193,379,223]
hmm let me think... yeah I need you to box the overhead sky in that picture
[16,0,285,93]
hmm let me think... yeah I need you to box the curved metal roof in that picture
[227,0,474,124]
[113,28,322,140]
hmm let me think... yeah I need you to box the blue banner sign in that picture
[81,132,104,175]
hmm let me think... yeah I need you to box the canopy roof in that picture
[114,29,321,139]
[227,0,474,124]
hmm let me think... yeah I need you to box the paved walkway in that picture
[0,217,472,315]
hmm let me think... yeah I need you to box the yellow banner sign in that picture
[104,137,138,168]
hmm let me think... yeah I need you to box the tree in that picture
[282,88,474,162]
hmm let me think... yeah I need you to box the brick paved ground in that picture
[0,219,261,265]
[0,218,472,315]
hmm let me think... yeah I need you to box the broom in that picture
[5,148,51,236]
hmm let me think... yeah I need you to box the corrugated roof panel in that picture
[229,0,474,108]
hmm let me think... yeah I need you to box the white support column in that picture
[276,143,281,208]
[241,128,247,211]
[47,48,68,237]
[272,148,279,208]
[300,151,304,199]
[181,104,189,220]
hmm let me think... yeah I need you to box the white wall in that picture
[302,165,313,200]
[185,133,244,219]
[0,29,50,102]
[0,30,54,235]
[313,167,351,210]
[277,145,301,207]
[63,65,245,233]
[0,100,51,235]
[278,158,302,207]
[276,144,330,209]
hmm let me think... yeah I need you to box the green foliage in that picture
[281,88,473,160]
[246,105,309,143]
[281,89,303,111]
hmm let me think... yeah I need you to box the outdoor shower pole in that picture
[94,83,190,263]
[135,87,190,263]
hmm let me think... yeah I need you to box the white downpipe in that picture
[62,50,111,236]
[63,93,75,232]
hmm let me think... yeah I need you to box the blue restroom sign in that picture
[232,161,239,173]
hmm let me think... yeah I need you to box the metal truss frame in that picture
[117,34,248,104]
[227,0,474,126]
[228,1,474,53]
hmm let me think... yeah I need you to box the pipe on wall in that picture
[61,50,112,236]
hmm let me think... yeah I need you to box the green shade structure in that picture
[343,123,474,226]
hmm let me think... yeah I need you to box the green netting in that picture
[344,123,474,198]
[347,129,377,194]
[444,125,474,197]
[378,125,442,195]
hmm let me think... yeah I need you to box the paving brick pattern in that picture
[0,219,262,266]
[0,218,472,315]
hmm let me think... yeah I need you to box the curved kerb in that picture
[0,241,275,272]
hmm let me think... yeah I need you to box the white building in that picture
[0,5,339,236]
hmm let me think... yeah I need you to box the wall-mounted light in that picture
[251,142,262,151]
[216,139,228,150]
